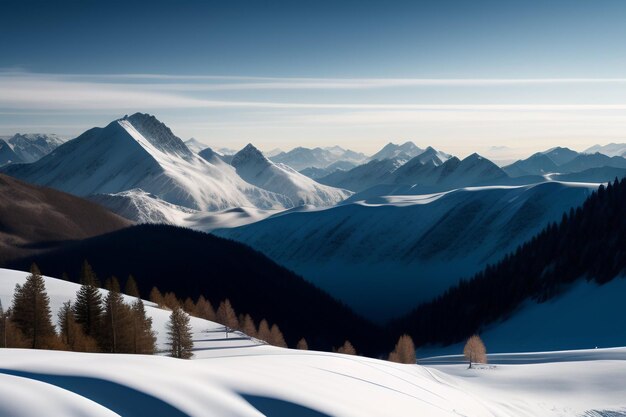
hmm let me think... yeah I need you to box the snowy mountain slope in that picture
[7,133,64,163]
[89,189,279,231]
[317,157,405,192]
[368,141,424,161]
[549,166,626,183]
[584,142,626,157]
[231,144,352,206]
[216,182,597,321]
[503,152,560,177]
[1,268,625,417]
[0,268,260,353]
[541,146,579,165]
[559,152,626,172]
[0,138,22,166]
[2,113,292,211]
[270,145,367,171]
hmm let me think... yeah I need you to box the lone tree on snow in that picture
[167,307,194,359]
[463,334,487,368]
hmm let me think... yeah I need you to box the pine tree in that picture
[257,319,272,343]
[216,299,239,336]
[11,264,57,349]
[388,334,416,364]
[58,301,98,352]
[241,314,257,338]
[269,324,287,348]
[337,340,356,355]
[102,277,133,353]
[195,295,216,322]
[124,275,140,298]
[167,307,193,359]
[463,334,487,368]
[149,287,164,307]
[296,338,308,350]
[130,298,157,355]
[73,261,103,339]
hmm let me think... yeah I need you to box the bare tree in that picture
[463,334,487,368]
[337,340,356,355]
[149,287,164,307]
[195,296,216,322]
[216,299,238,337]
[241,314,257,338]
[388,334,416,364]
[257,319,271,343]
[296,338,308,350]
[269,324,287,348]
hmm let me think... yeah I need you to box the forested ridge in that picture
[394,178,626,346]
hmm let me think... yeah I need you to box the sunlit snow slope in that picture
[1,268,625,417]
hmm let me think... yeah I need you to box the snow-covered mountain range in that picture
[503,147,626,177]
[2,114,350,215]
[0,133,63,166]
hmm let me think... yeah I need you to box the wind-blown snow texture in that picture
[217,182,598,321]
[0,268,625,417]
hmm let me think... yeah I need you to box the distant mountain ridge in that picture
[0,133,63,166]
[270,145,367,171]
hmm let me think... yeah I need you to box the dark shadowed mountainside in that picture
[0,174,131,262]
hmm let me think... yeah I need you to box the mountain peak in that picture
[118,113,193,158]
[231,143,269,167]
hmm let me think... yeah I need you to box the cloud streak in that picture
[2,73,626,112]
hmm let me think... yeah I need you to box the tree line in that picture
[393,177,626,346]
[1,262,156,354]
[1,261,421,363]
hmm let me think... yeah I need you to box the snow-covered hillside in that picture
[231,144,352,207]
[1,268,625,417]
[419,277,626,358]
[217,182,598,321]
[89,189,279,231]
[2,114,294,211]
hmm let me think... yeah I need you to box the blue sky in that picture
[2,0,626,158]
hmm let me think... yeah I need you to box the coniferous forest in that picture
[393,178,626,346]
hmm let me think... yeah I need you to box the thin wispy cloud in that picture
[2,72,626,111]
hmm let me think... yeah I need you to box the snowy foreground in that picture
[1,269,626,417]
